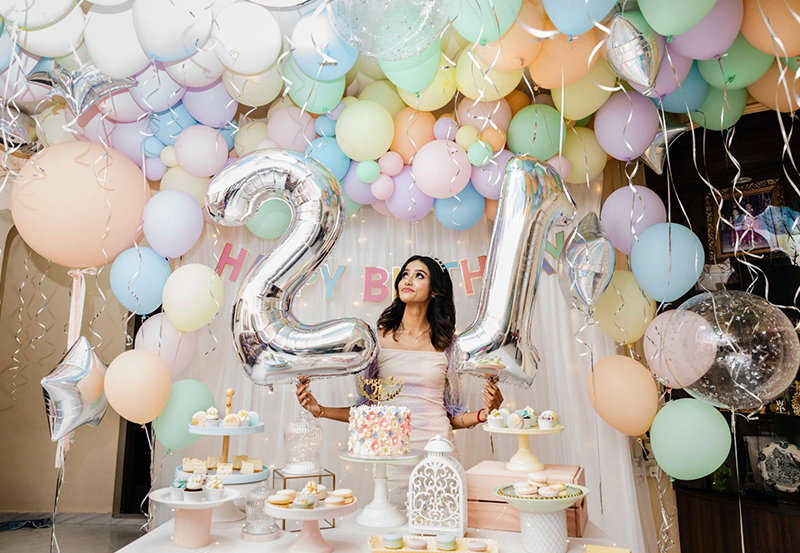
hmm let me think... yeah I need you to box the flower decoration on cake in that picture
[347,404,411,457]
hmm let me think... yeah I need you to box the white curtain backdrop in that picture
[155,175,656,553]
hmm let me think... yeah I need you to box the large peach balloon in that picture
[747,59,800,112]
[528,23,600,89]
[391,108,436,163]
[105,350,171,424]
[742,0,800,57]
[475,0,545,70]
[11,142,149,269]
[456,98,513,132]
[587,355,659,436]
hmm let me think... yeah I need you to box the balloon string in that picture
[731,411,746,553]
[8,248,32,404]
[28,260,54,359]
[50,456,66,553]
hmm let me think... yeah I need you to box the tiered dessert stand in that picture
[482,424,565,472]
[266,499,357,553]
[149,488,240,549]
[175,388,268,522]
[338,449,422,528]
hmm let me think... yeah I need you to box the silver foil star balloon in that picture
[0,111,41,159]
[605,12,662,92]
[41,336,108,442]
[27,48,135,116]
[557,211,615,315]
[640,116,689,175]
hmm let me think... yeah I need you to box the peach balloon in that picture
[11,142,149,269]
[528,23,600,89]
[480,128,507,152]
[505,89,531,115]
[587,355,659,436]
[456,98,513,132]
[747,60,800,112]
[105,350,171,424]
[485,198,498,220]
[742,0,800,57]
[391,108,436,163]
[475,0,545,70]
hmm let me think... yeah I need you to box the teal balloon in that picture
[650,399,731,481]
[468,140,493,167]
[658,62,708,114]
[543,0,616,37]
[109,246,171,314]
[246,198,292,239]
[631,223,704,302]
[153,380,215,451]
[507,104,566,160]
[305,136,350,180]
[283,56,345,115]
[314,114,337,137]
[379,39,441,94]
[434,183,485,230]
[344,192,360,218]
[450,0,522,43]
[144,136,165,158]
[356,160,381,184]
[149,102,197,146]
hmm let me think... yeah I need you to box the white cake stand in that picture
[149,488,240,549]
[266,499,357,553]
[482,424,564,472]
[338,449,422,528]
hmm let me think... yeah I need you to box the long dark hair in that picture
[376,255,456,351]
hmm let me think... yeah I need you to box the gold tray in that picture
[368,535,500,552]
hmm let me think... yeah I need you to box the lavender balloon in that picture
[109,118,149,168]
[471,149,513,200]
[143,190,204,259]
[182,79,237,128]
[670,0,743,61]
[385,166,434,221]
[631,49,692,99]
[600,185,666,255]
[594,91,659,161]
[341,161,378,205]
[433,117,458,141]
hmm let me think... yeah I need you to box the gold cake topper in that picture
[358,376,404,403]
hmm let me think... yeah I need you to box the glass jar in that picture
[241,485,280,542]
[282,410,323,475]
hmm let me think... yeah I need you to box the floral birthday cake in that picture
[347,405,411,457]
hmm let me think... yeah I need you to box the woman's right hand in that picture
[296,376,322,418]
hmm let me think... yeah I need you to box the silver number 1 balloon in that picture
[454,157,576,387]
[206,149,378,387]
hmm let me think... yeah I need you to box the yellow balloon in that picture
[159,167,210,207]
[441,25,470,61]
[399,55,457,111]
[455,51,522,101]
[359,80,405,117]
[222,63,283,108]
[162,264,225,333]
[594,270,656,344]
[553,61,617,121]
[455,125,479,150]
[234,121,269,157]
[345,53,385,90]
[336,100,394,161]
[342,96,358,107]
[561,127,608,184]
[160,145,178,168]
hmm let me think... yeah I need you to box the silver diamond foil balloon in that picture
[605,12,662,91]
[41,336,108,442]
[205,149,378,387]
[557,211,615,313]
[455,157,576,388]
[0,111,41,158]
[640,116,689,175]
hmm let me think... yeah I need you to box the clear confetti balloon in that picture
[662,290,800,410]
[326,0,450,61]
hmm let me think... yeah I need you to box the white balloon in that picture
[85,1,150,79]
[129,63,186,113]
[0,0,73,29]
[0,51,50,104]
[132,0,214,63]
[212,2,281,75]
[96,90,147,123]
[35,104,77,147]
[222,63,283,107]
[164,47,226,88]
[16,4,85,58]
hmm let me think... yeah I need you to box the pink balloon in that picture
[372,200,393,217]
[600,185,666,255]
[385,165,434,221]
[594,92,659,161]
[145,156,168,180]
[371,174,395,200]
[670,0,744,60]
[378,151,404,176]
[97,90,147,123]
[175,125,228,177]
[135,313,197,377]
[471,149,513,200]
[342,161,378,205]
[433,117,458,141]
[267,107,316,152]
[67,106,116,145]
[456,98,512,132]
[644,310,717,389]
[256,139,279,150]
[182,80,237,128]
[109,118,150,168]
[412,140,471,199]
[631,49,693,99]
[546,155,571,180]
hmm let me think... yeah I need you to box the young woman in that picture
[296,255,504,453]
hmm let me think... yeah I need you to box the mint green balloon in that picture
[650,399,731,481]
[283,57,345,115]
[691,85,747,131]
[639,0,717,37]
[379,39,441,94]
[356,160,381,184]
[507,104,566,160]
[450,0,522,44]
[246,198,292,239]
[575,115,592,128]
[153,380,215,451]
[344,192,360,218]
[698,34,774,91]
[468,140,492,167]
[788,57,800,72]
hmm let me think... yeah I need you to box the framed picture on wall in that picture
[705,178,790,262]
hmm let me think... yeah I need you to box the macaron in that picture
[406,538,428,551]
[268,494,291,507]
[324,496,345,507]
[538,486,559,498]
[276,489,296,500]
[550,482,567,492]
[382,534,403,550]
[515,485,538,497]
[513,481,529,491]
[331,488,354,504]
[468,541,488,552]
[528,472,549,485]
[436,534,457,551]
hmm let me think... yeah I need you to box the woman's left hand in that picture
[482,375,503,412]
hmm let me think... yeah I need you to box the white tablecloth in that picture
[119,509,618,552]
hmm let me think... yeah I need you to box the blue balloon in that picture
[305,137,351,180]
[217,120,236,151]
[314,115,337,137]
[292,13,358,81]
[0,22,19,73]
[658,62,709,114]
[631,223,705,302]
[149,103,197,146]
[543,0,616,37]
[434,183,486,231]
[144,136,166,158]
[110,247,171,314]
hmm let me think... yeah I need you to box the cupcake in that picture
[205,407,220,427]
[204,476,224,501]
[169,479,187,500]
[487,409,504,428]
[298,481,320,507]
[183,475,205,503]
[538,410,558,429]
[516,409,532,429]
[237,410,250,425]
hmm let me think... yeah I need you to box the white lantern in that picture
[407,435,467,537]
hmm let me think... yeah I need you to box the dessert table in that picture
[118,509,619,552]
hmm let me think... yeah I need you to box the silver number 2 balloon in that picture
[206,149,378,387]
[454,157,576,388]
